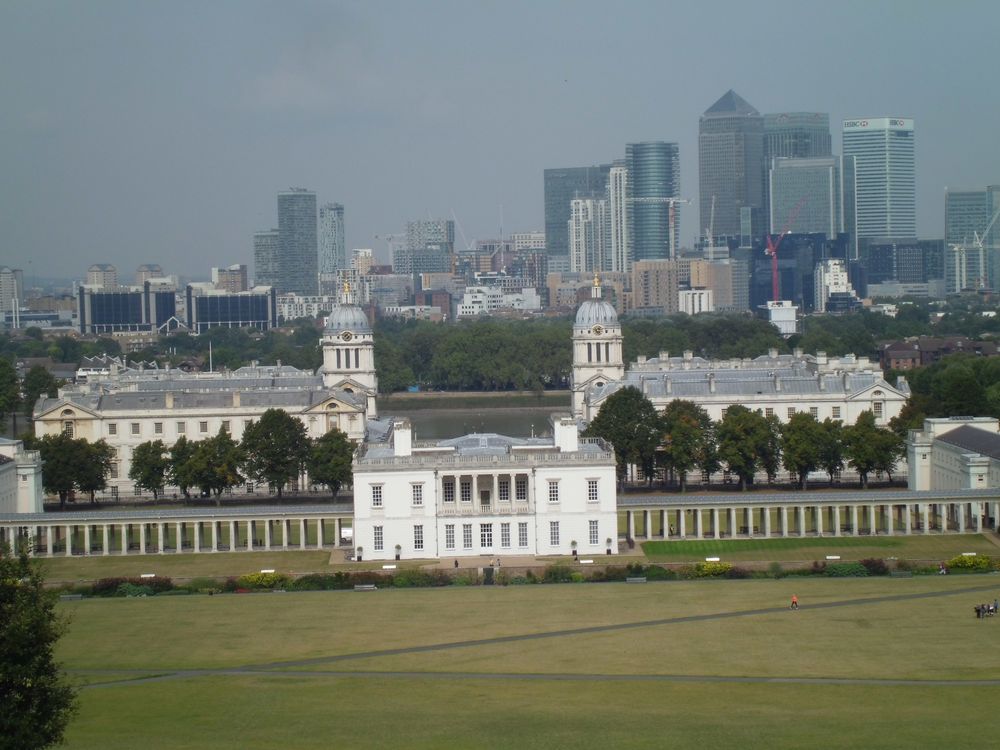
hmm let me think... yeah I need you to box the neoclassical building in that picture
[0,437,43,514]
[33,291,380,494]
[572,279,909,427]
[353,416,618,560]
[908,417,1000,491]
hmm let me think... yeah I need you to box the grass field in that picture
[57,575,1000,749]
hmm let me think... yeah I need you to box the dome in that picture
[574,298,619,328]
[325,302,372,334]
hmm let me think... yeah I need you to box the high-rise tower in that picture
[762,112,832,224]
[277,188,318,294]
[625,142,681,263]
[319,203,346,275]
[699,90,764,241]
[544,165,612,259]
[842,118,915,241]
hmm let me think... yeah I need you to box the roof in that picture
[703,89,759,117]
[936,425,1000,460]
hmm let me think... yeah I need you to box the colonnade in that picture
[622,499,999,540]
[0,512,352,557]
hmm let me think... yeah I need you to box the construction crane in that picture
[628,196,691,259]
[971,207,1000,290]
[764,198,807,302]
[373,233,404,265]
[703,196,718,260]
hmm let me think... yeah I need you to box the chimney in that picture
[793,347,803,358]
[708,372,716,393]
[551,414,579,453]
[774,374,782,392]
[768,348,778,359]
[393,418,412,457]
[817,351,828,366]
[659,350,670,361]
[233,391,240,407]
[683,350,693,361]
[818,372,826,391]
[665,377,672,394]
[165,392,174,409]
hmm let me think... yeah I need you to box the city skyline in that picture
[3,1,1000,277]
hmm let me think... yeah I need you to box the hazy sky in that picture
[2,0,999,281]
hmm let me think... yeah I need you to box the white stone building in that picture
[907,417,1000,491]
[0,438,44,514]
[353,416,618,561]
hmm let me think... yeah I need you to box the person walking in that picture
[791,595,799,610]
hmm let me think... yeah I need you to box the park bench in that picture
[626,577,647,584]
[353,584,378,592]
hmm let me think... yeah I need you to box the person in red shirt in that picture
[791,595,799,610]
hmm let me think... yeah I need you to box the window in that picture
[480,523,493,547]
[518,522,528,547]
[589,520,599,545]
[587,479,599,503]
[500,522,511,548]
[460,480,472,503]
[413,525,423,551]
[221,420,230,433]
[445,524,455,550]
[462,523,473,549]
[411,484,423,506]
[548,480,559,503]
[176,422,186,434]
[832,406,841,420]
[787,408,796,419]
[131,423,140,436]
[371,485,383,507]
[154,422,163,435]
[443,480,455,503]
[108,423,118,436]
[373,526,383,551]
[549,521,560,546]
[63,421,74,437]
[873,402,883,418]
[810,407,818,418]
[499,478,510,502]
[515,477,527,501]
[765,408,774,418]
[199,421,209,434]
[110,463,119,479]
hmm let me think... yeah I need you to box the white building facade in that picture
[353,416,618,561]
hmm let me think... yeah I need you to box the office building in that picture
[769,156,852,237]
[135,264,163,286]
[0,267,24,316]
[699,90,764,241]
[544,165,612,258]
[630,260,680,315]
[253,229,280,288]
[762,112,832,225]
[395,219,455,275]
[86,264,119,290]
[842,118,915,241]
[568,198,607,273]
[77,284,177,335]
[625,142,681,262]
[510,231,545,252]
[814,259,860,314]
[277,188,318,295]
[212,264,249,294]
[944,186,1000,289]
[184,285,277,334]
[606,167,630,272]
[319,203,346,275]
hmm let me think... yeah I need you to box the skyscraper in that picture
[762,112,832,224]
[607,166,629,272]
[945,185,1000,289]
[277,188,318,294]
[253,229,280,288]
[319,203,346,274]
[699,90,764,241]
[544,165,612,258]
[842,118,915,241]
[567,198,607,273]
[394,219,455,274]
[625,142,681,263]
[0,267,24,314]
[768,156,851,237]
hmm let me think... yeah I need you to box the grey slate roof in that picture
[937,425,1000,460]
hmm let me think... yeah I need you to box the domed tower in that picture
[321,283,378,416]
[572,275,624,418]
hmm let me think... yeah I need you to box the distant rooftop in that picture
[703,89,759,117]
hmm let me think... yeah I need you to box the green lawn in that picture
[57,576,1000,749]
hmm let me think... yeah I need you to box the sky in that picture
[2,0,999,282]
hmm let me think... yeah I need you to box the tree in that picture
[190,429,244,503]
[76,440,115,504]
[843,411,881,488]
[817,418,845,483]
[33,433,83,508]
[129,440,169,499]
[781,413,824,489]
[0,546,77,749]
[22,366,60,419]
[583,387,661,487]
[716,405,773,490]
[240,409,310,498]
[0,357,19,424]
[308,428,356,497]
[659,400,714,492]
[872,425,904,483]
[168,436,198,499]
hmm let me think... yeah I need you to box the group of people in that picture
[974,599,998,619]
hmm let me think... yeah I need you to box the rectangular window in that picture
[765,407,774,418]
[589,520,599,546]
[587,479,599,503]
[873,402,883,418]
[373,526,383,551]
[411,484,423,506]
[443,480,455,503]
[810,407,819,418]
[518,522,528,547]
[548,480,559,503]
[480,523,493,548]
[787,407,796,419]
[221,420,231,433]
[176,421,186,434]
[549,521,560,547]
[413,525,423,551]
[462,523,473,549]
[199,421,208,434]
[108,423,118,436]
[500,522,511,548]
[445,524,455,550]
[460,480,472,503]
[154,422,163,435]
[110,463,119,479]
[832,406,842,420]
[515,477,527,501]
[371,485,383,507]
[499,478,510,502]
[131,422,140,436]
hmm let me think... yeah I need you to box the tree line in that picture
[583,389,904,491]
[26,409,354,507]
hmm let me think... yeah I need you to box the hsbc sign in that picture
[844,117,913,131]
[844,120,868,128]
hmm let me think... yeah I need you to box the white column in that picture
[780,507,788,537]
[885,505,895,535]
[797,506,805,536]
[265,520,272,551]
[712,508,720,539]
[64,526,72,557]
[833,506,841,537]
[868,505,876,535]
[84,525,92,556]
[282,519,289,550]
[958,504,967,534]
[157,523,165,554]
[684,508,692,539]
[121,524,129,555]
[921,504,930,534]
[974,504,983,533]
[850,506,859,536]
[763,507,772,537]
[139,523,147,554]
[745,507,753,537]
[904,505,912,535]
[316,518,324,549]
[642,510,651,540]
[102,524,110,556]
[46,526,54,557]
[176,522,184,552]
[229,521,237,551]
[299,519,307,549]
[992,502,1000,531]
[193,522,201,553]
[814,506,823,536]
[211,522,219,552]
[246,520,254,551]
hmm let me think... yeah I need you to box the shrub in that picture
[453,571,480,586]
[542,564,574,583]
[184,576,223,593]
[825,562,869,577]
[91,577,129,597]
[946,554,992,573]
[570,572,585,583]
[116,582,154,597]
[693,561,733,578]
[768,562,785,579]
[92,576,173,596]
[288,573,349,591]
[725,566,752,579]
[859,558,890,576]
[237,572,290,590]
[508,575,532,585]
[643,565,677,581]
[598,566,630,582]
[392,569,451,588]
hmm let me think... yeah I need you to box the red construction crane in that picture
[764,199,806,301]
